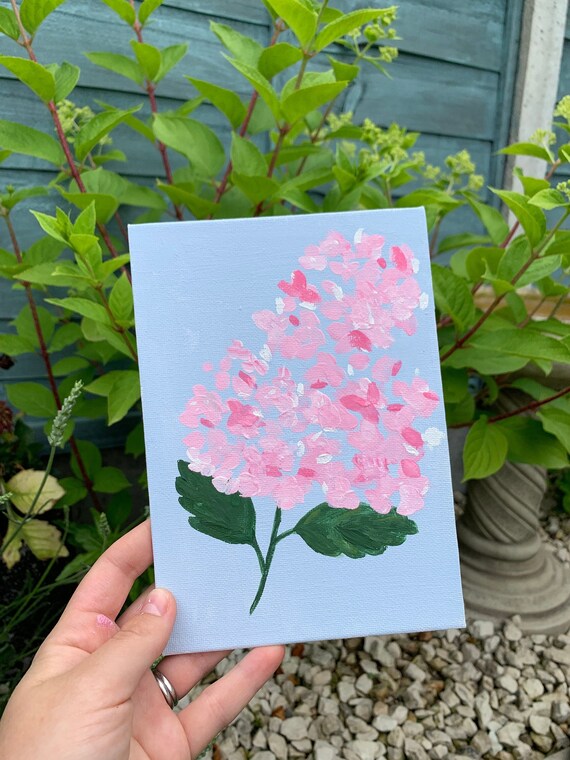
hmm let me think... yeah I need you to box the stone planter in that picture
[457,386,570,634]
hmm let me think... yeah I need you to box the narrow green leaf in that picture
[130,40,161,81]
[264,0,317,48]
[187,77,246,128]
[431,264,476,331]
[100,0,135,25]
[0,55,55,101]
[491,189,546,247]
[463,417,508,480]
[0,119,65,165]
[85,51,144,86]
[293,502,417,558]
[20,0,66,34]
[7,382,57,418]
[74,107,140,161]
[226,57,281,120]
[176,461,258,546]
[314,8,387,52]
[210,21,262,66]
[281,81,346,123]
[258,43,303,79]
[152,114,225,176]
[0,8,20,39]
[138,0,163,25]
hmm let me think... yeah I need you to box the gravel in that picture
[180,512,570,760]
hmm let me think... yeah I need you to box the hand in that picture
[0,520,284,760]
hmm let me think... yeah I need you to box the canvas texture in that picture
[129,208,465,655]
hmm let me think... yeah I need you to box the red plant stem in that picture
[440,210,570,362]
[4,215,102,510]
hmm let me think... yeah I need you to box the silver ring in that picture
[153,668,178,709]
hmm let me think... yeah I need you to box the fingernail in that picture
[141,588,169,617]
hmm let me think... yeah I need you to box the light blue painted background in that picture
[129,208,465,655]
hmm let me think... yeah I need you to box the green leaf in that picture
[49,323,82,351]
[431,264,476,331]
[60,191,118,224]
[1,185,48,211]
[462,417,508,480]
[528,188,568,210]
[396,188,461,211]
[176,461,258,546]
[7,469,65,514]
[491,189,546,247]
[130,40,161,81]
[231,133,267,176]
[498,417,568,469]
[71,439,102,480]
[328,56,359,82]
[139,0,163,25]
[51,356,89,376]
[264,0,317,48]
[187,77,246,129]
[125,421,145,457]
[500,141,553,162]
[516,173,550,197]
[465,246,504,282]
[293,502,417,559]
[100,0,135,24]
[443,347,530,374]
[314,8,386,52]
[0,55,55,101]
[155,44,187,82]
[14,304,55,346]
[109,273,133,324]
[57,476,87,508]
[20,0,66,34]
[469,328,570,366]
[538,407,570,451]
[74,107,140,161]
[226,58,281,120]
[46,297,111,325]
[93,466,130,493]
[152,114,225,176]
[258,43,303,79]
[516,255,562,287]
[106,491,132,529]
[282,81,346,123]
[107,371,140,425]
[47,61,80,102]
[210,21,262,66]
[465,195,509,245]
[0,8,20,39]
[0,333,35,355]
[157,182,216,218]
[22,519,68,562]
[85,51,143,86]
[232,173,279,204]
[7,382,57,418]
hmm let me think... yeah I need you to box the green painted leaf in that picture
[499,141,553,162]
[264,0,317,48]
[176,461,258,545]
[187,77,246,128]
[282,81,346,123]
[0,119,65,164]
[258,43,303,80]
[20,0,66,34]
[74,107,140,161]
[226,58,281,120]
[0,8,20,39]
[139,0,163,25]
[314,8,386,52]
[7,382,57,418]
[100,0,135,24]
[231,133,267,176]
[210,21,262,66]
[0,56,55,101]
[491,189,546,247]
[498,417,569,469]
[152,114,225,176]
[46,297,111,325]
[463,417,508,480]
[293,502,417,559]
[431,264,476,331]
[93,466,130,493]
[528,188,568,210]
[156,44,187,82]
[84,51,144,86]
[130,40,161,81]
[465,195,509,245]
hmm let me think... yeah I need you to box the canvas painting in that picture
[129,208,465,655]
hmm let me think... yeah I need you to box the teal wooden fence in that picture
[0,0,523,441]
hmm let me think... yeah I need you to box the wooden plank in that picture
[162,0,268,26]
[334,0,505,72]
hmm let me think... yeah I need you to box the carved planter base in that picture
[459,454,570,634]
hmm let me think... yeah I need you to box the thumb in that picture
[78,588,176,704]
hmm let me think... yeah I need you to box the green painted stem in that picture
[249,506,282,615]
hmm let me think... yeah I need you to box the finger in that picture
[157,649,230,701]
[76,587,176,705]
[179,645,284,756]
[116,584,155,626]
[64,521,153,622]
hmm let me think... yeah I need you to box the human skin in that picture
[0,520,284,760]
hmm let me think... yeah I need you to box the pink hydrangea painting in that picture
[176,228,443,614]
